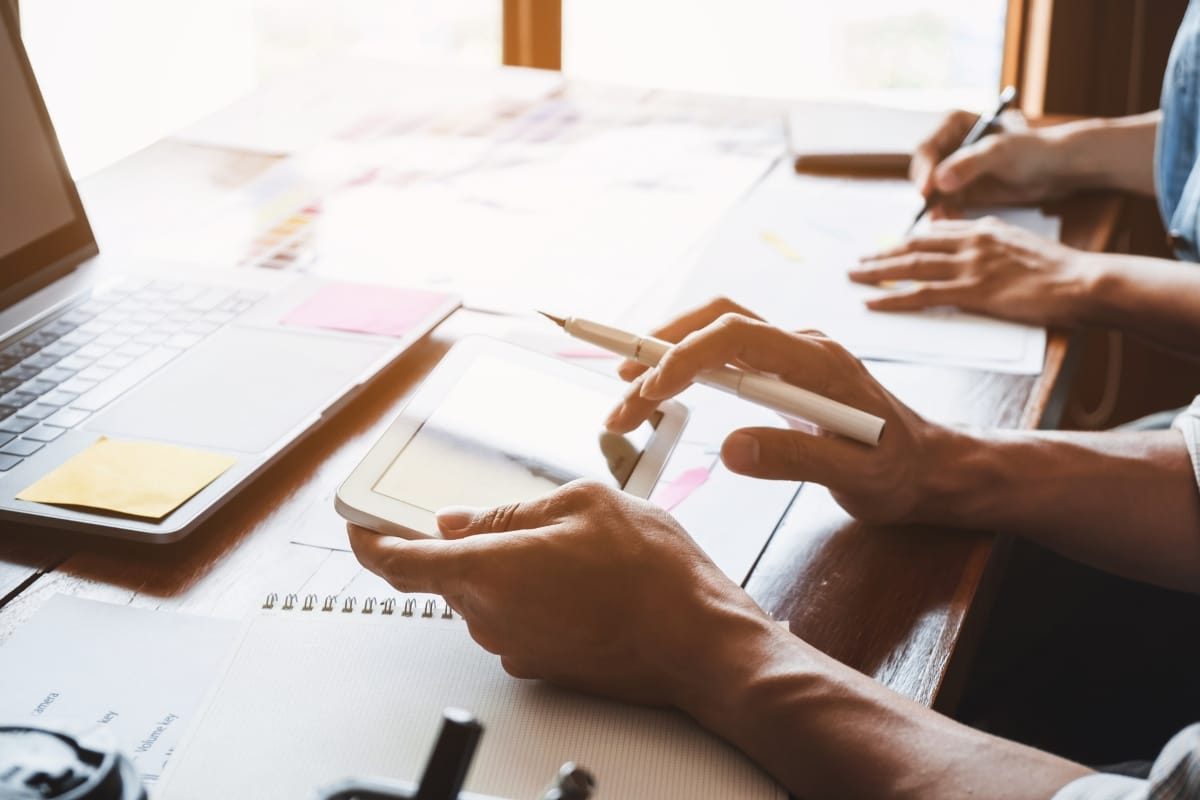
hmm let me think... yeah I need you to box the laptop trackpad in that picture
[86,327,390,453]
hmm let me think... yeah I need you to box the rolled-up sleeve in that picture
[1172,397,1200,490]
[1052,724,1200,799]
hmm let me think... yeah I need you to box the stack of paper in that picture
[787,101,946,171]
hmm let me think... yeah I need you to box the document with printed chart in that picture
[0,595,239,784]
[676,161,1059,374]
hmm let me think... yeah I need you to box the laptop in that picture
[0,4,459,542]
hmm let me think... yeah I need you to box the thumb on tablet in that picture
[435,506,489,538]
[436,496,557,538]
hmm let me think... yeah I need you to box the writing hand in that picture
[913,110,1065,214]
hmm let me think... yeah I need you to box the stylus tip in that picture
[537,310,567,328]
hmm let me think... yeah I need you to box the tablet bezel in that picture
[335,336,687,539]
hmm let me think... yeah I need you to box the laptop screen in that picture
[0,3,95,298]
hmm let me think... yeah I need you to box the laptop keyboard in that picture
[0,278,265,472]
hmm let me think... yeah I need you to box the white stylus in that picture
[539,312,885,446]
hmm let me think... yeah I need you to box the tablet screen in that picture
[373,353,658,512]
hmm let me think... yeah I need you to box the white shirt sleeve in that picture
[1052,773,1146,800]
[1051,407,1200,798]
[1051,724,1200,800]
[1172,396,1200,490]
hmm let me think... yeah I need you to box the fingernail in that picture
[435,506,478,532]
[722,432,760,470]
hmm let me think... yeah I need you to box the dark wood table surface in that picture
[0,128,1122,713]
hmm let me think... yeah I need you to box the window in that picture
[563,0,1006,109]
[19,1,1006,178]
[18,0,498,177]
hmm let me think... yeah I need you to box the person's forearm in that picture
[680,622,1089,799]
[921,426,1200,591]
[1045,111,1160,196]
[1077,251,1200,354]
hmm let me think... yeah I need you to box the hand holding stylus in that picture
[577,298,952,525]
[540,303,888,448]
[540,309,885,447]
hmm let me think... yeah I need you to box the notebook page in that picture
[156,612,783,800]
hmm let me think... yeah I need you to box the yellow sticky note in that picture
[760,230,805,263]
[17,437,236,520]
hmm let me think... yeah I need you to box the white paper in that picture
[309,150,772,318]
[151,83,781,322]
[0,595,239,784]
[673,161,1055,374]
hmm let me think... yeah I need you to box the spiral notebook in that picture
[156,594,783,800]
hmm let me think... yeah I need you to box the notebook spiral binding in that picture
[262,592,455,619]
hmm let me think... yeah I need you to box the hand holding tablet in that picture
[335,338,687,539]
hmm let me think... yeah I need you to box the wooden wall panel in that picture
[1015,0,1187,117]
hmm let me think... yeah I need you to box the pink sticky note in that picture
[282,282,453,337]
[652,466,711,512]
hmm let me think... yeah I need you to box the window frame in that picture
[502,0,561,69]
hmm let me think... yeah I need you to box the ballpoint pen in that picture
[910,84,1019,229]
[539,312,885,446]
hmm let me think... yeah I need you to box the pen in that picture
[910,85,1019,229]
[539,312,885,446]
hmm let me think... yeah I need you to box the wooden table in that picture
[0,128,1121,715]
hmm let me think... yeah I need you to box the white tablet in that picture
[335,337,687,538]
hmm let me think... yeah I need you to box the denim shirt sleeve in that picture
[1157,0,1200,263]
